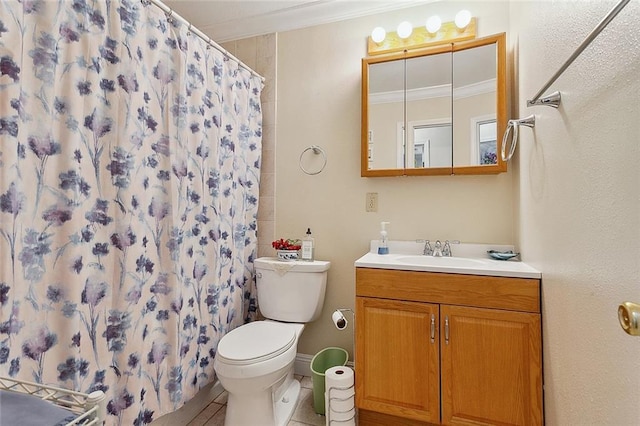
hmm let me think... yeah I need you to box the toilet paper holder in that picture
[328,309,356,425]
[331,308,356,369]
[332,308,353,330]
[327,383,356,425]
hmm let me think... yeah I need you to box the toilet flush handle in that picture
[256,272,262,279]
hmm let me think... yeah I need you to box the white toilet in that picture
[213,257,330,426]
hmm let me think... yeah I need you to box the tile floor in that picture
[156,375,326,426]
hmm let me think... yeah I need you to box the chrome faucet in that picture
[419,239,460,256]
[432,240,443,257]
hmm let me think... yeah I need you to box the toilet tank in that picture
[255,257,330,323]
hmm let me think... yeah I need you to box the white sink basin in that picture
[354,243,542,279]
[395,255,488,268]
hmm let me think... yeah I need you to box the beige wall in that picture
[511,0,640,423]
[276,2,512,358]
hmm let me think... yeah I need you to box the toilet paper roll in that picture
[328,407,356,424]
[325,399,356,426]
[328,394,354,413]
[332,310,347,330]
[329,386,354,399]
[325,366,354,391]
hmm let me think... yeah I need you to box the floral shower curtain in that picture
[0,0,262,423]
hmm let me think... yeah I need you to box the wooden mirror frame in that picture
[361,33,507,177]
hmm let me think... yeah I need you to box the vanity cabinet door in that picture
[355,297,440,423]
[440,305,543,426]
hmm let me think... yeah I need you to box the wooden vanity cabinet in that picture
[356,297,441,423]
[355,268,542,426]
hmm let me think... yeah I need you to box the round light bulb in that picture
[371,26,386,43]
[425,16,442,33]
[397,21,413,39]
[455,10,472,29]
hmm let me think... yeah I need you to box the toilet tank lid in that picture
[255,257,330,272]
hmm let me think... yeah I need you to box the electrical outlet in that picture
[366,192,378,212]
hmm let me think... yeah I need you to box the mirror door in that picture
[452,37,506,173]
[367,58,405,171]
[363,44,453,177]
[405,51,452,173]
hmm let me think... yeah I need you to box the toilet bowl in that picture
[214,321,304,426]
[213,258,330,426]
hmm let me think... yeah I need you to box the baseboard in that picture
[212,379,224,396]
[294,353,354,377]
[294,353,314,376]
[151,380,225,425]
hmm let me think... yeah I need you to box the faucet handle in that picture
[442,240,460,257]
[418,239,433,256]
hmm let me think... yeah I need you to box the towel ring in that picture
[501,115,535,162]
[299,145,327,175]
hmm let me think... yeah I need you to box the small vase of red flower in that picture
[272,238,302,261]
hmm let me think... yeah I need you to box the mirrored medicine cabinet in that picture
[361,33,506,177]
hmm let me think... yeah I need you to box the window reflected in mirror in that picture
[477,119,497,165]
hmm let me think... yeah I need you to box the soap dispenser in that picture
[378,221,390,255]
[301,228,314,261]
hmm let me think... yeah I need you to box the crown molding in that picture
[369,79,496,104]
[192,1,434,43]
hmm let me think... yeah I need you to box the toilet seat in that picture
[216,321,296,365]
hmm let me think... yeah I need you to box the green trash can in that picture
[310,347,349,415]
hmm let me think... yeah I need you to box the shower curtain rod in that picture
[145,0,265,82]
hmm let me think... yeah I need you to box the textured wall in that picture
[512,1,640,423]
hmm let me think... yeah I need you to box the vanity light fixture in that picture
[367,12,476,56]
[455,10,472,29]
[396,21,413,39]
[425,16,442,34]
[371,26,386,44]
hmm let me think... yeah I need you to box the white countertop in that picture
[354,241,541,279]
